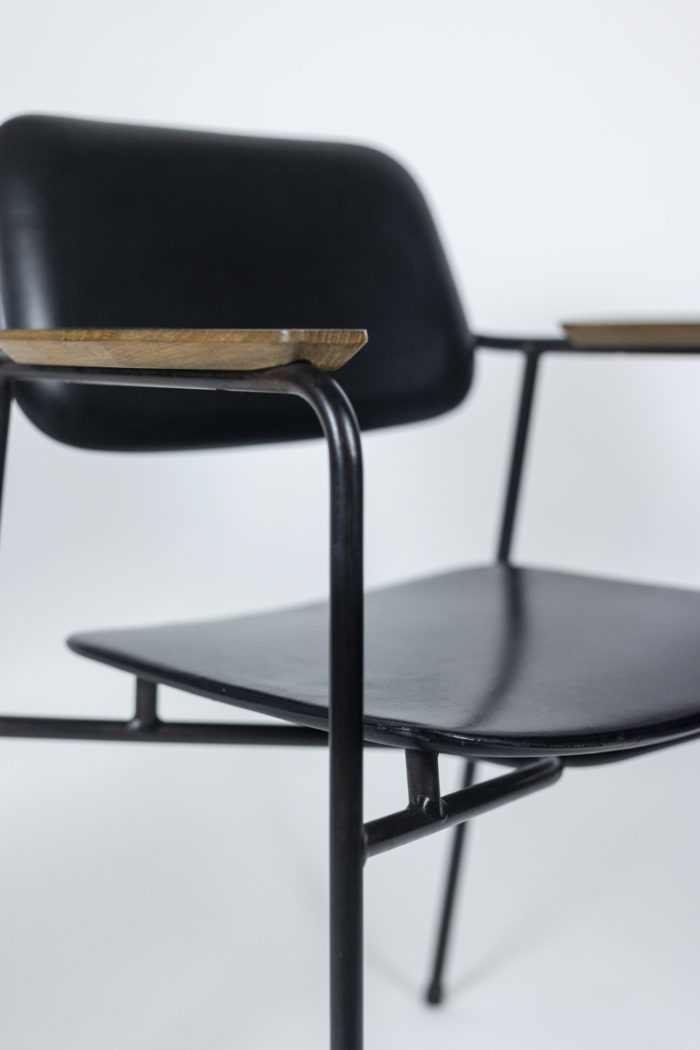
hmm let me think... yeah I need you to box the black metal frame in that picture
[365,754,562,859]
[1,335,682,1047]
[0,358,368,1049]
[424,332,700,1006]
[425,338,545,1004]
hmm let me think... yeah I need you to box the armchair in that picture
[1,114,700,1050]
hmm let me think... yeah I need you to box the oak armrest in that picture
[561,320,700,353]
[475,322,700,356]
[0,328,367,372]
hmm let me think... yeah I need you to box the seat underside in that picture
[68,565,700,759]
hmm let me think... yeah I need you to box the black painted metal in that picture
[0,712,391,748]
[128,678,159,731]
[426,758,476,1005]
[0,359,332,392]
[0,356,365,1050]
[427,342,543,1001]
[424,333,700,1008]
[0,379,13,534]
[364,757,562,859]
[497,350,541,564]
[405,749,443,817]
[476,333,569,353]
[0,714,331,745]
[295,369,364,1050]
[475,332,700,355]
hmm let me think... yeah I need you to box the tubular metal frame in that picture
[0,350,566,1049]
[0,358,367,1050]
[423,331,700,1005]
[425,757,476,1004]
[426,340,545,1005]
[365,755,562,859]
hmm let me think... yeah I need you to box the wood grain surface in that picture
[562,320,700,348]
[0,328,368,371]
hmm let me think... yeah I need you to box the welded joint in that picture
[363,756,563,861]
[405,748,446,819]
[126,678,159,732]
[414,795,448,821]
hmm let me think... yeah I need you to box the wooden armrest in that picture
[0,328,367,371]
[477,322,700,355]
[561,320,700,353]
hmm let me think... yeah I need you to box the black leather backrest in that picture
[0,115,473,451]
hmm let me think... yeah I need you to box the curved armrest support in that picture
[0,355,366,1040]
[474,333,570,353]
[0,359,364,742]
[483,319,700,565]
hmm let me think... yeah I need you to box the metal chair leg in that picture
[330,758,364,1050]
[313,366,365,1050]
[425,759,476,1005]
[0,379,13,532]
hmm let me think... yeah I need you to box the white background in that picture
[1,1,699,1047]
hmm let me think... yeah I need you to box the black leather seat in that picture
[70,565,700,759]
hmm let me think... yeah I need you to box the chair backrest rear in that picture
[0,115,473,451]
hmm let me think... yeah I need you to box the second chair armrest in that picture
[476,322,700,356]
[474,333,570,353]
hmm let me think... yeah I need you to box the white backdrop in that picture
[1,2,699,1048]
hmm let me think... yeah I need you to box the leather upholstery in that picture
[69,566,700,759]
[0,115,473,450]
